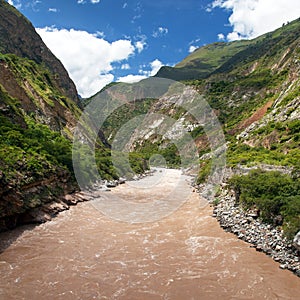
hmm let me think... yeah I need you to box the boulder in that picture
[293,231,300,251]
[106,181,117,188]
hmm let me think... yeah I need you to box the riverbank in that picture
[0,170,156,232]
[1,168,300,299]
[209,187,300,277]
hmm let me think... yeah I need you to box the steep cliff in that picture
[0,1,83,230]
[144,18,300,169]
[0,0,79,105]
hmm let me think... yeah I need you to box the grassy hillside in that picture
[156,18,300,82]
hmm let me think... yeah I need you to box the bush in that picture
[229,169,300,238]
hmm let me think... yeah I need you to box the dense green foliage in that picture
[0,53,81,119]
[227,119,300,168]
[229,169,300,238]
[135,139,181,168]
[196,160,212,184]
[0,115,73,185]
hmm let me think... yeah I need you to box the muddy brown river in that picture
[0,169,299,299]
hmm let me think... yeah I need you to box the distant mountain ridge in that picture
[155,18,300,81]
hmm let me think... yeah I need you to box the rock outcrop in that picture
[0,0,79,105]
[293,232,300,252]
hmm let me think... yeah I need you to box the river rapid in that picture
[0,169,299,299]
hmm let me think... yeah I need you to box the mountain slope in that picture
[156,40,251,80]
[0,0,79,104]
[156,18,300,82]
[96,19,300,238]
[0,1,150,230]
[151,18,300,165]
[0,2,90,230]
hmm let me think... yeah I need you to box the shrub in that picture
[229,169,300,238]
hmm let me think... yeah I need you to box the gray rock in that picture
[293,231,300,251]
[106,181,117,188]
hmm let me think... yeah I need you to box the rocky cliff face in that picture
[127,19,300,170]
[0,1,85,231]
[0,0,79,105]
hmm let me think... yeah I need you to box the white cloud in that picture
[117,59,164,83]
[152,27,169,38]
[212,0,300,41]
[121,64,130,70]
[135,40,147,53]
[149,59,163,76]
[189,45,197,53]
[226,31,242,41]
[37,27,135,97]
[7,0,22,9]
[117,74,147,83]
[217,33,225,40]
[140,59,164,76]
[77,0,100,4]
[188,38,201,53]
[48,8,58,13]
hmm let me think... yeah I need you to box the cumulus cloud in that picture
[117,59,164,83]
[152,27,169,38]
[137,59,163,77]
[217,33,225,40]
[147,59,164,76]
[7,0,22,9]
[212,0,300,41]
[117,74,147,83]
[37,27,135,97]
[189,45,197,53]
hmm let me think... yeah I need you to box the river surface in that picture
[0,169,299,299]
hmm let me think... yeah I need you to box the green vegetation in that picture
[229,169,300,238]
[156,40,251,80]
[196,160,212,184]
[0,115,73,185]
[0,54,81,117]
[157,18,300,82]
[226,119,300,168]
[1,6,300,237]
[101,98,157,142]
[135,139,181,168]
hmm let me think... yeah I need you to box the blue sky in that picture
[7,0,300,97]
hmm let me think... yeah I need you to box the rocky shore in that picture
[211,187,300,277]
[16,170,155,227]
